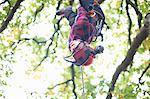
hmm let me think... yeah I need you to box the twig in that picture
[33,3,44,22]
[33,31,57,71]
[48,79,72,90]
[139,64,150,84]
[136,64,150,94]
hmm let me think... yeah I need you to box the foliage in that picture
[0,0,149,99]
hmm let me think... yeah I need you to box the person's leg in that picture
[56,6,77,26]
[79,0,94,11]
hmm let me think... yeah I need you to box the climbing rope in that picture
[80,66,85,99]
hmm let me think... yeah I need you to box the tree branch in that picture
[106,13,150,99]
[71,64,77,99]
[33,30,58,71]
[47,64,77,98]
[128,0,142,28]
[56,0,63,10]
[126,0,132,45]
[33,9,63,70]
[136,63,150,94]
[0,0,24,33]
[48,79,72,90]
[139,63,150,84]
[0,0,7,5]
[33,3,44,22]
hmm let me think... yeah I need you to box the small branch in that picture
[70,64,77,99]
[47,64,77,98]
[5,37,48,58]
[56,0,63,10]
[127,0,142,28]
[33,3,44,22]
[143,90,150,96]
[33,19,61,70]
[48,79,72,90]
[0,0,24,33]
[126,0,132,45]
[136,64,150,93]
[33,36,54,71]
[33,5,63,70]
[139,64,150,84]
[34,45,49,70]
[0,0,7,5]
[106,13,150,99]
[11,37,47,49]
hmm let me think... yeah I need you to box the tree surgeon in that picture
[56,0,105,66]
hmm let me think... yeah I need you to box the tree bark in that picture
[106,13,150,99]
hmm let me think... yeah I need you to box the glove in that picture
[94,45,104,54]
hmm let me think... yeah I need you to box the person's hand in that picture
[95,45,104,54]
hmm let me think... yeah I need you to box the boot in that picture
[56,6,76,26]
[56,6,72,17]
[79,0,94,11]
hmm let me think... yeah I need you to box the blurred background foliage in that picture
[0,0,149,99]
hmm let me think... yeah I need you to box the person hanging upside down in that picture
[56,1,104,66]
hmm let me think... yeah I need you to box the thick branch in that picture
[0,0,24,33]
[106,13,150,99]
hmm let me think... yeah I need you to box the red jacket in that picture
[69,7,96,46]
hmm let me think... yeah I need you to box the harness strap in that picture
[74,15,79,23]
